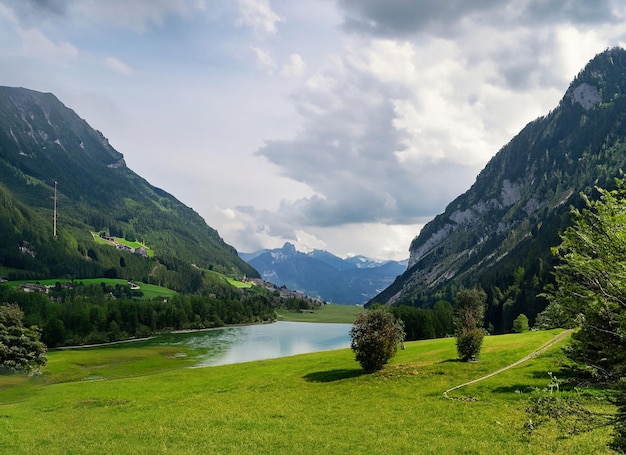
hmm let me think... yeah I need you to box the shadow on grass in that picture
[438,358,461,364]
[303,369,366,383]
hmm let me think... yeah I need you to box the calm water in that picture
[151,321,352,367]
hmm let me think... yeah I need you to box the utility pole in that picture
[53,180,57,237]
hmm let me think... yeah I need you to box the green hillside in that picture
[0,86,259,285]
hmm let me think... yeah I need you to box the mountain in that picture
[372,47,626,332]
[0,86,258,286]
[241,243,407,304]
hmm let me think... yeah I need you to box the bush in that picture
[0,303,47,374]
[456,328,484,362]
[454,288,486,361]
[512,313,529,333]
[350,309,405,373]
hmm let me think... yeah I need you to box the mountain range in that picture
[372,47,626,333]
[240,243,407,304]
[0,86,258,289]
[3,47,626,334]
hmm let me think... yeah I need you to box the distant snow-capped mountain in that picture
[240,243,407,305]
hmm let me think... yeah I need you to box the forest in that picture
[0,281,315,348]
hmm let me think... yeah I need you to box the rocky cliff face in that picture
[372,48,626,331]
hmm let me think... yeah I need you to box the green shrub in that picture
[454,289,486,361]
[512,313,529,333]
[456,328,484,362]
[350,309,405,373]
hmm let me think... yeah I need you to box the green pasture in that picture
[203,270,252,288]
[91,232,155,257]
[277,303,364,323]
[0,329,615,454]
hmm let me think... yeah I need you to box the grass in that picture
[277,303,364,323]
[91,232,155,257]
[0,329,615,454]
[202,269,252,288]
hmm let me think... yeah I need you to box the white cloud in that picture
[236,0,283,35]
[105,56,133,75]
[281,53,306,78]
[251,46,276,74]
[16,23,79,62]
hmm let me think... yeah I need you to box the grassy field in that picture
[277,303,364,323]
[91,232,155,257]
[203,270,252,289]
[0,329,615,454]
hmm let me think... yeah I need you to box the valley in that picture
[2,43,626,453]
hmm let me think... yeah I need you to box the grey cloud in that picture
[254,43,483,231]
[22,0,66,13]
[338,0,504,37]
[521,0,620,26]
[337,0,621,38]
[6,0,67,24]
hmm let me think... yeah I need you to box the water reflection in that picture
[153,322,352,367]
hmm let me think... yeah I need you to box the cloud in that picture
[253,39,494,232]
[0,4,78,63]
[105,56,133,75]
[6,0,207,32]
[251,46,276,73]
[236,0,283,35]
[337,0,623,38]
[281,53,306,79]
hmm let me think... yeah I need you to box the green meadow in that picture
[91,232,155,257]
[277,303,364,323]
[0,329,615,454]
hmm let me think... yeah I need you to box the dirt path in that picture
[443,329,573,400]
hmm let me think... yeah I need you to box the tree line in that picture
[0,282,314,348]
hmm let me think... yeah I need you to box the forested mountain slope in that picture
[0,86,258,286]
[372,48,626,332]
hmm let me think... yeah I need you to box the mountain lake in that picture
[148,321,352,367]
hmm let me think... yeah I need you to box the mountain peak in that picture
[280,242,297,254]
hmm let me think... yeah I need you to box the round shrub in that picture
[350,309,405,373]
[456,328,484,362]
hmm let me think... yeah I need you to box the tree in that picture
[454,288,486,361]
[350,308,405,373]
[0,303,47,373]
[512,313,529,333]
[548,179,626,379]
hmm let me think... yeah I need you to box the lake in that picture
[151,321,352,367]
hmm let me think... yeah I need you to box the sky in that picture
[1,1,626,261]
